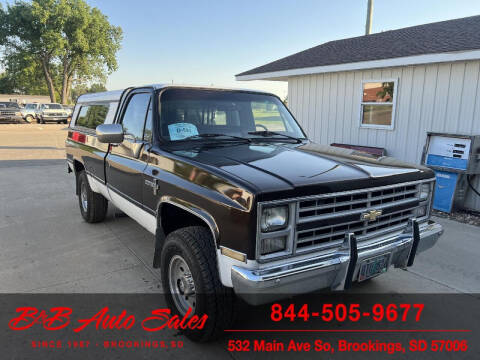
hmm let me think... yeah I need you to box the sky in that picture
[86,0,480,99]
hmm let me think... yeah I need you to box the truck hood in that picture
[171,141,434,198]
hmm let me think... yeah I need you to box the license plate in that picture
[358,253,390,282]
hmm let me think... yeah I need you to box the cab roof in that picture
[76,84,273,104]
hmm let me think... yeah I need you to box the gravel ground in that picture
[0,123,67,160]
[432,209,480,226]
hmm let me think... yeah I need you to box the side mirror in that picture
[96,124,124,143]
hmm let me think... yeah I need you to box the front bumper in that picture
[0,115,23,122]
[231,219,443,305]
[41,116,69,122]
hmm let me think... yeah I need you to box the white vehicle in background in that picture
[21,103,40,123]
[37,103,70,124]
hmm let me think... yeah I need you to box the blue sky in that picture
[89,0,480,98]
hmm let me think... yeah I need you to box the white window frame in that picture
[359,78,398,130]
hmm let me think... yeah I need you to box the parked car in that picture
[65,85,443,341]
[21,103,40,123]
[63,105,74,118]
[0,102,23,123]
[37,103,70,124]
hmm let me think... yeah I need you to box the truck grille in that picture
[0,110,16,116]
[45,113,63,116]
[295,182,422,254]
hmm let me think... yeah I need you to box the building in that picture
[0,94,51,105]
[237,15,480,212]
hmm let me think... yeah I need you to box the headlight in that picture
[260,206,288,232]
[419,183,431,201]
[260,236,287,255]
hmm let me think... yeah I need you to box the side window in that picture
[121,93,151,141]
[75,104,109,129]
[76,106,89,127]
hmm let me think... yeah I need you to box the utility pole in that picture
[365,0,373,35]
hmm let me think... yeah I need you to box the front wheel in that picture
[161,226,235,342]
[77,171,108,223]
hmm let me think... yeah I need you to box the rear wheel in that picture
[26,115,34,123]
[161,226,235,342]
[77,171,108,223]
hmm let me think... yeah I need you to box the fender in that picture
[68,156,85,195]
[152,197,219,268]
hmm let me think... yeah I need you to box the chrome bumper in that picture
[0,115,23,122]
[42,116,68,121]
[231,220,443,305]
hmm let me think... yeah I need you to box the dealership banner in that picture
[0,293,478,359]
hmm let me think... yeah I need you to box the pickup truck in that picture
[0,101,23,123]
[37,103,70,124]
[21,103,40,123]
[65,84,443,341]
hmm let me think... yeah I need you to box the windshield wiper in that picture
[182,133,251,143]
[247,130,303,143]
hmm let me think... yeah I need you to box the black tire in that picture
[77,171,108,223]
[36,117,40,124]
[161,226,235,342]
[57,121,61,124]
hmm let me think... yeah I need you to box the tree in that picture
[0,0,122,103]
[375,82,394,102]
[70,82,106,102]
[0,51,62,97]
[0,1,61,101]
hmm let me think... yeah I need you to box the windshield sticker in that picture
[168,123,199,140]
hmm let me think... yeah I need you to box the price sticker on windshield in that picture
[168,123,199,140]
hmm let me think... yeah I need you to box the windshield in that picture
[159,89,305,142]
[25,104,37,109]
[43,104,62,109]
[0,102,19,109]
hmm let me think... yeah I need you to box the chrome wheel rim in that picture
[168,255,196,315]
[80,182,88,212]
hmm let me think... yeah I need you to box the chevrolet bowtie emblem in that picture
[361,209,383,221]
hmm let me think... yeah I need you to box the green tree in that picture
[0,51,62,97]
[0,0,122,104]
[70,82,106,102]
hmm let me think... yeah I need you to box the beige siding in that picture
[288,61,480,211]
[0,94,51,104]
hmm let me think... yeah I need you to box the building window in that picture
[360,79,397,130]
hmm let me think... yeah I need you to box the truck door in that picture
[106,90,152,207]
